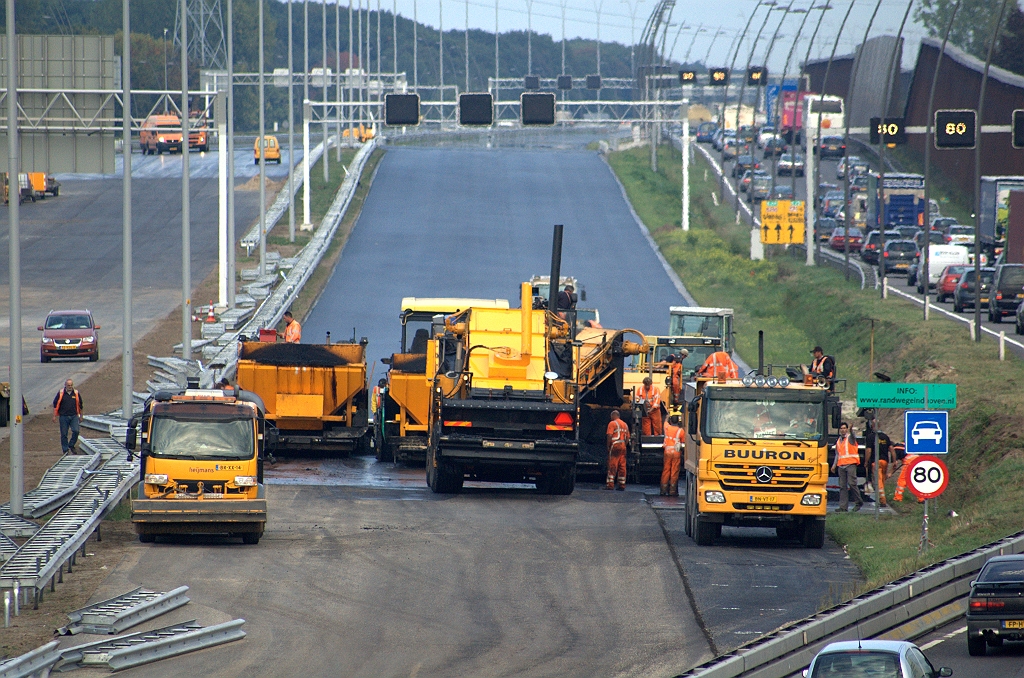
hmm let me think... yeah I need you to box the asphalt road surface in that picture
[0,175,259,413]
[910,617,1024,678]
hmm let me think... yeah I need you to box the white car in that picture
[803,640,951,678]
[911,420,943,445]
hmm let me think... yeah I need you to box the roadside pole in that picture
[258,0,267,277]
[682,100,690,231]
[805,124,815,266]
[217,86,227,305]
[303,101,312,228]
[181,0,192,361]
[7,0,24,516]
[122,0,134,424]
[288,0,296,243]
[227,0,236,309]
[322,0,329,182]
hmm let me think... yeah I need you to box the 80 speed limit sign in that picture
[907,455,949,500]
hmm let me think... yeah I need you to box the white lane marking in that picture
[919,625,968,650]
[888,286,1024,350]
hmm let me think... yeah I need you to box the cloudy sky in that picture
[354,0,931,68]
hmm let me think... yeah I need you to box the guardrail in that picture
[0,453,100,518]
[677,529,1024,678]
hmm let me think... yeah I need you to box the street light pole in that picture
[682,23,704,66]
[465,0,470,92]
[526,0,533,75]
[322,0,329,182]
[122,0,134,425]
[594,0,604,79]
[439,0,444,123]
[163,27,169,112]
[258,0,267,275]
[289,0,296,241]
[227,0,236,305]
[180,0,192,360]
[6,0,23,516]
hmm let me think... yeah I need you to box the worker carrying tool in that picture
[696,350,739,379]
[606,409,630,491]
[283,311,302,344]
[636,376,663,436]
[660,413,684,496]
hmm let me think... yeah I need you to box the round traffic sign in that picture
[907,455,949,500]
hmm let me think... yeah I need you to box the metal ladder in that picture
[0,453,101,518]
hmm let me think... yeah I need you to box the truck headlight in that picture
[704,490,726,503]
[144,474,169,484]
[234,476,258,487]
[801,494,822,506]
[158,136,165,142]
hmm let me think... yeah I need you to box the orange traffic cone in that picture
[206,301,216,323]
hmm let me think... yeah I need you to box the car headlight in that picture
[801,494,823,506]
[41,337,54,344]
[704,490,726,503]
[144,474,169,485]
[234,476,258,487]
[83,336,95,343]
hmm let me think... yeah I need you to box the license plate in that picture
[1017,294,1024,299]
[202,493,224,499]
[59,345,76,350]
[1003,620,1024,629]
[482,440,535,450]
[895,263,908,269]
[749,495,777,503]
[981,297,989,303]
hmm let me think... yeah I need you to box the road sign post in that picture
[907,455,949,554]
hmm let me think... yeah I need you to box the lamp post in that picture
[768,5,812,193]
[682,24,705,66]
[594,0,604,80]
[163,28,169,112]
[526,0,533,75]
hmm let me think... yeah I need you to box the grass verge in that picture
[607,143,1024,592]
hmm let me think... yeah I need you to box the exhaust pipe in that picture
[758,330,764,376]
[521,282,533,356]
[548,224,564,316]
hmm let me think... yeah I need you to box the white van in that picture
[919,244,970,289]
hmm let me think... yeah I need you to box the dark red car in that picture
[829,227,863,252]
[935,265,968,303]
[39,310,100,363]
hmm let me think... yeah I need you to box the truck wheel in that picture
[683,472,695,537]
[537,466,575,495]
[802,518,826,548]
[0,400,9,428]
[139,533,156,543]
[967,634,987,656]
[694,517,717,546]
[438,462,464,493]
[242,531,262,545]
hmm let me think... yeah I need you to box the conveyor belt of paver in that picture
[0,449,137,592]
[0,512,39,538]
[0,453,100,518]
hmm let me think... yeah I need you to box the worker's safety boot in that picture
[660,484,669,496]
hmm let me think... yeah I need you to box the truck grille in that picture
[714,463,813,492]
[732,503,795,511]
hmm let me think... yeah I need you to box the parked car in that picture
[816,183,838,209]
[967,553,1024,656]
[850,174,870,194]
[816,217,838,243]
[741,168,769,192]
[733,154,760,178]
[860,230,901,265]
[953,267,995,312]
[696,121,718,143]
[915,245,971,293]
[944,224,975,245]
[770,184,795,200]
[722,137,739,160]
[802,640,951,678]
[39,310,100,363]
[935,265,969,303]
[254,135,282,164]
[914,229,947,250]
[816,135,846,158]
[777,153,805,176]
[883,239,918,274]
[829,226,863,252]
[989,263,1024,323]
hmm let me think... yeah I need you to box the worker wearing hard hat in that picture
[636,376,663,436]
[666,350,688,404]
[696,350,739,379]
[605,409,631,491]
[660,413,684,496]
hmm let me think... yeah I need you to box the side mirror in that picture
[688,399,699,435]
[938,668,952,677]
[125,426,138,451]
[265,427,280,451]
[94,325,101,330]
[802,671,809,678]
[37,326,43,331]
[831,401,842,430]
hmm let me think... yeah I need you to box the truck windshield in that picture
[150,417,254,460]
[705,395,823,440]
[670,314,723,338]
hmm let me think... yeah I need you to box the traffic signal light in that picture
[458,93,493,126]
[934,109,976,149]
[521,92,556,125]
[384,93,420,126]
[679,70,696,84]
[586,74,602,90]
[523,75,540,90]
[747,66,767,86]
[869,117,907,145]
[1014,109,1024,149]
[557,75,573,90]
[708,68,729,86]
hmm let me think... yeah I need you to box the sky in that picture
[347,0,933,69]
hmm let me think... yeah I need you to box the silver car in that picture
[803,640,952,678]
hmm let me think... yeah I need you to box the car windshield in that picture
[149,416,254,460]
[810,651,901,678]
[888,241,917,253]
[670,313,723,338]
[949,226,974,235]
[157,123,181,129]
[944,266,967,276]
[45,314,92,330]
[979,560,1024,583]
[704,394,823,440]
[962,270,995,283]
[1000,267,1024,288]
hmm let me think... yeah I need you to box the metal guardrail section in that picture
[0,450,137,593]
[79,436,131,461]
[0,512,39,539]
[81,413,130,433]
[59,585,190,635]
[678,529,1024,678]
[240,139,327,249]
[0,640,60,678]
[0,453,101,519]
[0,533,18,562]
[81,618,246,671]
[212,138,378,379]
[56,620,203,670]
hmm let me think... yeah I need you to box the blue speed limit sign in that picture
[905,411,948,455]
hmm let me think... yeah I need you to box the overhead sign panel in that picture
[521,92,556,126]
[679,70,697,84]
[458,93,493,126]
[856,382,957,409]
[523,75,540,90]
[869,117,907,145]
[586,74,602,90]
[557,75,573,90]
[934,109,977,149]
[747,66,767,86]
[759,200,805,244]
[384,93,420,126]
[708,68,729,86]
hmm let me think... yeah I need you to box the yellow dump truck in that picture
[376,297,510,464]
[236,340,369,453]
[681,368,839,548]
[128,387,270,544]
[424,283,584,494]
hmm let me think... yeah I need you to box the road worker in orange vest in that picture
[636,376,663,436]
[830,421,863,512]
[696,350,739,379]
[283,310,302,344]
[52,379,83,454]
[655,350,689,405]
[893,451,921,502]
[606,409,631,491]
[660,414,684,496]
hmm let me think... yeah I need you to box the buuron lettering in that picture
[723,449,807,461]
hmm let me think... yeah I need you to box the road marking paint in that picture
[919,626,967,650]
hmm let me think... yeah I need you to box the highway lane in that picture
[0,177,259,413]
[56,143,308,181]
[304,146,689,371]
[912,617,1024,677]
